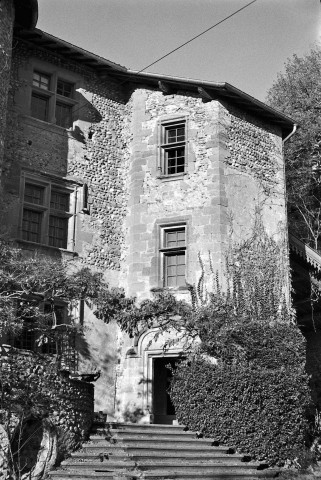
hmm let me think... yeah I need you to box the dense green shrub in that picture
[171,342,311,466]
[115,211,314,466]
[198,318,306,369]
[168,214,314,467]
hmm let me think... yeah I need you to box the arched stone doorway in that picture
[117,328,184,424]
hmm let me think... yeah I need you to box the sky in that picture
[36,0,321,102]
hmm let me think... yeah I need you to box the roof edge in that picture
[15,28,296,137]
[126,70,295,134]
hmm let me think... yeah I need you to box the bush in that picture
[170,322,313,466]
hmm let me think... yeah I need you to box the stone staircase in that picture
[49,422,279,480]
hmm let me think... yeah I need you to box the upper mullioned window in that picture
[19,173,79,250]
[22,180,72,248]
[31,71,76,128]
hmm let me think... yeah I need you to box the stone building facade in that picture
[0,1,295,423]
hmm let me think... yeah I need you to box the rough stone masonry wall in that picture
[116,90,288,421]
[4,39,130,271]
[223,103,286,242]
[122,88,226,301]
[117,89,227,420]
[3,40,131,414]
[0,0,14,191]
[68,85,131,271]
[0,346,94,478]
[122,89,285,303]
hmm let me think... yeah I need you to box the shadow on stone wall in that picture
[0,346,94,478]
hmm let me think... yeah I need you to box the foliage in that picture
[0,348,93,479]
[120,211,292,352]
[114,288,193,341]
[154,215,310,467]
[0,238,136,478]
[112,212,312,467]
[0,238,135,344]
[170,353,311,466]
[267,46,321,249]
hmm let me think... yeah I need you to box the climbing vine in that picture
[168,211,313,467]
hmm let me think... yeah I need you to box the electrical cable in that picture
[135,0,258,74]
[18,0,259,141]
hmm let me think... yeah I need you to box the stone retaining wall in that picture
[0,346,94,477]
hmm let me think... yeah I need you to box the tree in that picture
[0,238,134,354]
[267,46,321,249]
[118,214,313,467]
[0,238,135,479]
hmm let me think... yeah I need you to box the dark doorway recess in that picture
[152,357,179,425]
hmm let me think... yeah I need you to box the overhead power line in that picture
[19,0,259,141]
[136,0,259,74]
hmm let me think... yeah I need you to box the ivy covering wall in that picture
[168,214,314,466]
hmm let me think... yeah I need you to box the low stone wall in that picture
[0,346,94,478]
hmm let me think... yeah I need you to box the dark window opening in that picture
[24,184,45,205]
[33,72,50,90]
[56,102,72,128]
[50,191,69,211]
[31,94,48,122]
[165,228,185,248]
[57,79,73,98]
[49,216,68,248]
[22,179,70,248]
[161,121,186,175]
[22,209,42,243]
[162,227,186,287]
[164,252,186,287]
[13,319,36,351]
[165,125,185,144]
[165,147,185,175]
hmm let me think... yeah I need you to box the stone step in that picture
[111,429,199,439]
[107,425,186,435]
[50,471,276,480]
[71,451,245,462]
[49,473,139,479]
[108,422,186,433]
[48,422,277,480]
[62,460,258,470]
[95,427,190,437]
[50,468,274,480]
[94,464,259,472]
[49,473,273,480]
[141,471,278,480]
[89,434,219,446]
[137,458,253,466]
[80,442,233,454]
[61,461,135,469]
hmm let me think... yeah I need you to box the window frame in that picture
[159,224,187,288]
[11,301,68,355]
[20,173,77,251]
[158,117,188,178]
[32,71,51,90]
[30,69,77,129]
